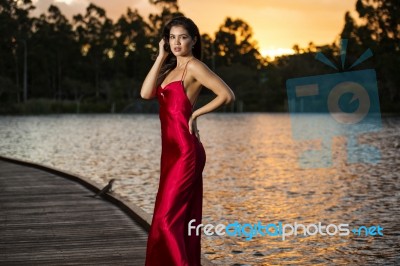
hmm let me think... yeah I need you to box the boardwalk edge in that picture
[0,155,216,266]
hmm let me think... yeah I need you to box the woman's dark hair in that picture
[157,16,202,85]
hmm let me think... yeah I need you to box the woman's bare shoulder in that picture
[187,58,211,75]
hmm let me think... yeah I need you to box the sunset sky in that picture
[32,0,358,58]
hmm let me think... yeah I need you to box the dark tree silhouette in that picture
[73,4,115,99]
[0,0,34,103]
[0,0,398,113]
[341,0,400,106]
[214,17,262,68]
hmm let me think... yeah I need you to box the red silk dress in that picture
[145,59,206,266]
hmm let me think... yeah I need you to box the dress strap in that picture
[181,57,193,82]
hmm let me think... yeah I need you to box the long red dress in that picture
[145,59,206,266]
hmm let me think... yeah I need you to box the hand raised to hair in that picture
[158,38,169,59]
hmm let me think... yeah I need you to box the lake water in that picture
[0,113,399,265]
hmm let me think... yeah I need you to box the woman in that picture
[140,16,235,266]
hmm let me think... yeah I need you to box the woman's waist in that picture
[159,112,191,123]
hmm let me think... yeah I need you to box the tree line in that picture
[0,0,398,114]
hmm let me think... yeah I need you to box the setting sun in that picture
[260,47,295,60]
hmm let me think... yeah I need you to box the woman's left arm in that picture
[190,60,235,120]
[188,60,236,135]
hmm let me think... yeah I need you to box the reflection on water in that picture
[0,113,399,265]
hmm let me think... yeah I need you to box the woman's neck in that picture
[176,56,194,68]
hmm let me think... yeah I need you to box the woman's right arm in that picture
[140,39,168,99]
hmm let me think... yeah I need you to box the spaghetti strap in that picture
[181,57,193,82]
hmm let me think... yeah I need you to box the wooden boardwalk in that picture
[0,157,214,266]
[0,158,148,265]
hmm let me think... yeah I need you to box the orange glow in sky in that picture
[34,0,357,58]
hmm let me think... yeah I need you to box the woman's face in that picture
[168,25,195,57]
